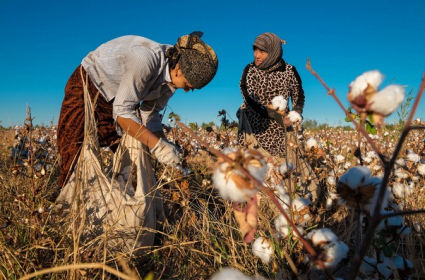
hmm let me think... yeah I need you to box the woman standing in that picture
[237,32,319,204]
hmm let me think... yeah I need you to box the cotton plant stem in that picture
[305,59,386,165]
[176,120,335,278]
[347,72,425,280]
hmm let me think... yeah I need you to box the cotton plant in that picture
[391,182,413,199]
[306,137,318,150]
[406,149,421,163]
[252,236,274,264]
[213,148,267,203]
[376,255,413,280]
[304,228,349,268]
[347,70,405,129]
[337,166,389,214]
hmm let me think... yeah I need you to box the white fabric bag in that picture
[54,70,163,259]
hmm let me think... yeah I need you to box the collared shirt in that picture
[81,35,176,134]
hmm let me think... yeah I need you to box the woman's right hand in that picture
[150,138,182,168]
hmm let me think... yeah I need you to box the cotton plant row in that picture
[10,119,58,179]
[203,66,425,279]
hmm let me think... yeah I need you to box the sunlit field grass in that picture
[1,117,424,280]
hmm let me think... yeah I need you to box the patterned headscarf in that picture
[166,32,218,89]
[253,33,286,70]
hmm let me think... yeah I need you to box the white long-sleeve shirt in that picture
[81,35,176,134]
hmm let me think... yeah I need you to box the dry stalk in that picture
[306,59,387,165]
[306,58,425,280]
[175,120,335,279]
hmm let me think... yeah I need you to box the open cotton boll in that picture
[368,85,405,117]
[210,267,252,280]
[252,237,274,263]
[288,111,302,123]
[322,241,349,268]
[292,198,311,212]
[327,176,336,187]
[279,161,294,175]
[361,257,377,273]
[339,166,372,189]
[306,137,318,149]
[406,151,421,163]
[212,148,267,203]
[349,70,384,98]
[334,154,345,164]
[392,183,409,199]
[307,228,339,245]
[271,95,288,111]
[417,164,425,176]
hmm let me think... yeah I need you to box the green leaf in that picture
[365,121,377,135]
[382,246,395,258]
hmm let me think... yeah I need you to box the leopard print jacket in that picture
[237,59,305,157]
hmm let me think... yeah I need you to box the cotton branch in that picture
[175,120,335,278]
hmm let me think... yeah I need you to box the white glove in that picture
[150,138,182,167]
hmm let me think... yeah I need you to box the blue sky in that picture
[1,0,424,128]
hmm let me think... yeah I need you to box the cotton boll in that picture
[325,197,334,210]
[212,148,267,203]
[323,241,349,268]
[327,176,336,187]
[292,198,312,212]
[418,164,425,176]
[307,228,339,245]
[364,179,388,214]
[392,183,408,199]
[288,111,302,123]
[306,137,318,149]
[406,151,421,163]
[361,257,377,273]
[210,267,252,280]
[252,237,274,263]
[343,162,351,169]
[368,85,405,117]
[377,259,393,279]
[273,182,286,197]
[394,169,409,179]
[398,226,411,236]
[339,166,372,189]
[349,70,384,98]
[271,95,288,111]
[334,154,345,164]
[274,214,289,237]
[279,161,294,175]
[363,156,372,164]
[395,158,406,168]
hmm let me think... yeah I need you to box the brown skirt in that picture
[57,65,120,187]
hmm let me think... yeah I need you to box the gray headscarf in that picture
[166,32,218,89]
[253,33,286,70]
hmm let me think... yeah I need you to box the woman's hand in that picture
[150,138,182,167]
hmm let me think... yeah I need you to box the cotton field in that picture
[1,116,425,279]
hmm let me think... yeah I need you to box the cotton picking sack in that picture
[54,70,163,259]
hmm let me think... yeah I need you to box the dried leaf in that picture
[233,196,258,243]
